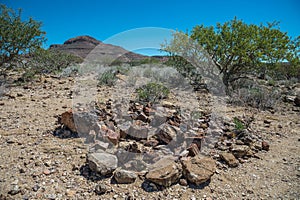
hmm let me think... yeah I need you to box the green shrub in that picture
[233,118,245,131]
[97,69,117,86]
[136,82,170,103]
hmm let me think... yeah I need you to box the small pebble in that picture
[95,183,107,195]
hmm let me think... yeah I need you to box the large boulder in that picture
[146,156,182,187]
[181,156,216,185]
[87,152,118,176]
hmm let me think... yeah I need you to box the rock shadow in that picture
[52,125,79,139]
[79,163,109,182]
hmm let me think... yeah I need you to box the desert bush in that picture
[128,58,160,66]
[97,69,117,87]
[229,82,281,110]
[60,65,80,77]
[30,48,82,72]
[136,82,170,103]
[18,48,82,82]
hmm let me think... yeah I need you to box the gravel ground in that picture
[0,75,299,200]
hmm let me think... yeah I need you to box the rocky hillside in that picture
[49,35,149,62]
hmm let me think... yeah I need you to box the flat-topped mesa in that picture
[63,35,101,46]
[49,35,149,62]
[49,35,101,59]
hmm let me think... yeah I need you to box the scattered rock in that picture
[128,124,148,140]
[43,169,51,175]
[262,141,270,151]
[73,112,100,136]
[8,185,20,195]
[113,168,137,184]
[181,156,216,185]
[294,95,300,107]
[220,152,239,167]
[95,183,108,195]
[87,152,118,175]
[146,156,182,187]
[231,145,253,158]
[32,185,40,192]
[179,178,188,186]
[118,121,132,138]
[187,143,200,157]
[136,113,149,123]
[66,189,76,197]
[155,125,179,145]
[90,141,110,152]
[106,129,120,145]
[143,138,159,147]
[150,112,167,127]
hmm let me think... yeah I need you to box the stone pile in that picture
[60,98,269,191]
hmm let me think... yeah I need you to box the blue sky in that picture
[2,0,300,55]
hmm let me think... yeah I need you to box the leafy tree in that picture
[162,18,299,92]
[0,4,46,74]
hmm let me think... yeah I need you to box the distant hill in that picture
[49,35,151,63]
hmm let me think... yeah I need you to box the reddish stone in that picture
[187,143,200,157]
[107,129,120,145]
[262,141,270,151]
[144,139,159,147]
[61,110,76,132]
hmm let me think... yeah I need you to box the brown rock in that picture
[179,178,188,186]
[43,169,51,175]
[136,113,149,123]
[106,129,120,145]
[262,141,270,151]
[144,138,159,147]
[220,152,239,167]
[146,156,182,187]
[231,145,253,158]
[181,156,216,185]
[155,125,178,145]
[66,190,76,197]
[187,143,200,157]
[61,110,76,132]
